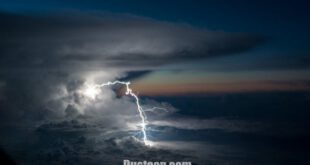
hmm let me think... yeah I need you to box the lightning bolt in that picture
[91,81,158,146]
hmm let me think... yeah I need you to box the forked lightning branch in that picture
[82,80,163,146]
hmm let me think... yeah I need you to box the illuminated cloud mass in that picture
[0,11,262,165]
[0,1,309,165]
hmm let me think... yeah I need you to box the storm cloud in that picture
[0,11,268,165]
[0,10,266,128]
[0,11,265,72]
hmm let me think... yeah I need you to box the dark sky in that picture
[0,1,310,165]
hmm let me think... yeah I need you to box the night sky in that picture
[0,0,310,165]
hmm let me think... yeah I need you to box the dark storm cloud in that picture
[0,11,268,165]
[0,11,266,71]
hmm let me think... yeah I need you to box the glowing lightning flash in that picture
[86,81,156,146]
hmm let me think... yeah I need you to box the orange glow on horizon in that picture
[130,81,310,96]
